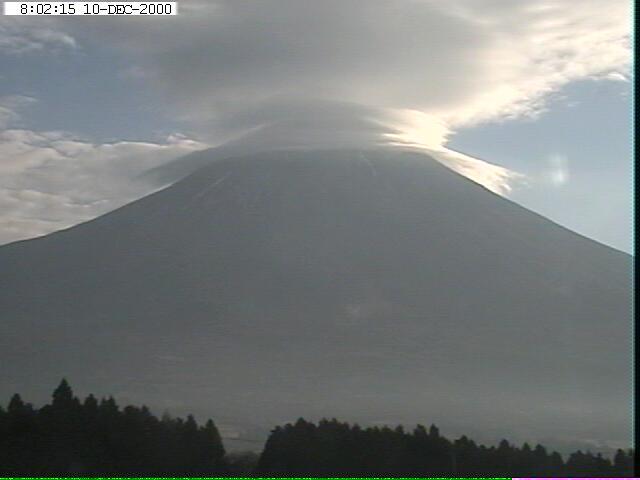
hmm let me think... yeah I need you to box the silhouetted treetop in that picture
[52,378,73,406]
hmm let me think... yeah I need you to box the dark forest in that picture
[0,380,634,477]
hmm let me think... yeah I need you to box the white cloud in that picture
[0,95,208,244]
[0,21,76,54]
[602,72,629,82]
[427,147,524,196]
[430,0,631,126]
[378,108,522,195]
[0,128,208,245]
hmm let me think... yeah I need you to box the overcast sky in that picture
[0,0,632,251]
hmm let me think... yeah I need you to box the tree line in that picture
[0,380,634,476]
[0,379,225,476]
[257,418,634,477]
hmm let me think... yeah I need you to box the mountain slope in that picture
[0,149,631,450]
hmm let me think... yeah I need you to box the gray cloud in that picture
[55,0,629,129]
[0,95,36,128]
[54,0,629,192]
[3,1,630,134]
[0,0,631,242]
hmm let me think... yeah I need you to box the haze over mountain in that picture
[0,149,631,453]
[140,101,519,197]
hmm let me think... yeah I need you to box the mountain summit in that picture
[0,149,630,451]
